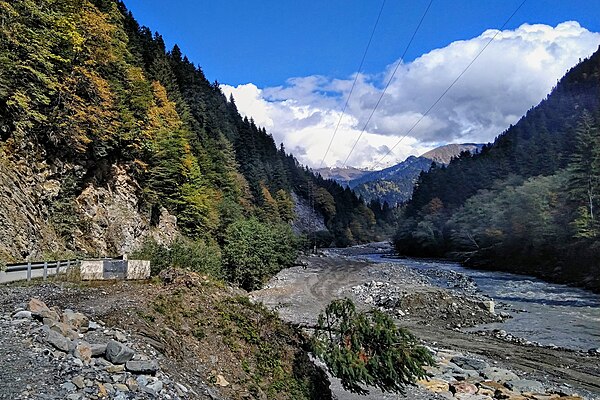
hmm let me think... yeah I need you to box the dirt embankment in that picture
[250,253,600,400]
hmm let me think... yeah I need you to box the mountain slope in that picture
[350,144,483,206]
[0,0,390,262]
[394,46,600,291]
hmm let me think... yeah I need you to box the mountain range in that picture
[317,144,482,206]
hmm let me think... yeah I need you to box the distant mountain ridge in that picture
[350,143,484,205]
[314,166,371,184]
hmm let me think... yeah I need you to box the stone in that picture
[13,310,32,319]
[90,343,107,357]
[480,300,495,314]
[125,360,159,375]
[147,380,164,392]
[62,310,89,333]
[88,321,99,331]
[97,382,108,397]
[106,364,125,373]
[46,330,71,352]
[61,382,77,391]
[114,331,127,342]
[114,383,129,392]
[450,381,478,395]
[72,376,85,389]
[505,379,544,394]
[417,378,449,393]
[74,341,93,365]
[105,340,134,364]
[215,374,229,387]
[126,377,139,392]
[451,356,489,371]
[28,298,60,321]
[136,375,149,387]
[482,367,519,382]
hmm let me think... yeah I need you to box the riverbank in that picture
[250,250,600,400]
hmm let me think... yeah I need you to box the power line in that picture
[340,0,434,168]
[373,0,527,170]
[319,0,387,169]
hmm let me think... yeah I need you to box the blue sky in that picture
[123,0,600,168]
[124,0,600,87]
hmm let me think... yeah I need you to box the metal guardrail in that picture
[4,259,80,281]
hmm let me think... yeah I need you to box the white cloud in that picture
[222,22,600,169]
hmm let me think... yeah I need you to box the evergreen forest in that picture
[394,47,600,292]
[0,0,396,289]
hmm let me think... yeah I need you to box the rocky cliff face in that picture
[291,192,327,234]
[0,152,178,263]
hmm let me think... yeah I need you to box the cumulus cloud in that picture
[222,22,600,169]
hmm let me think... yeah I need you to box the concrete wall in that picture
[80,259,150,280]
[126,260,150,280]
[80,260,104,280]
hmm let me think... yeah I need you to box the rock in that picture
[46,320,79,340]
[46,330,71,352]
[90,343,107,357]
[480,300,495,314]
[13,310,32,319]
[97,382,108,397]
[88,321,99,331]
[61,381,77,391]
[28,298,60,321]
[125,360,159,375]
[126,377,139,392]
[106,364,126,373]
[114,383,129,392]
[505,379,544,394]
[114,331,127,342]
[147,380,163,392]
[450,381,478,395]
[417,378,449,393]
[482,367,519,382]
[72,376,85,389]
[62,310,89,333]
[451,356,489,371]
[74,341,93,365]
[215,374,229,387]
[105,340,134,364]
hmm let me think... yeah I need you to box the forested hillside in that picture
[394,47,600,292]
[0,0,393,282]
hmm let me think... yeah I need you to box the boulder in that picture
[74,341,93,365]
[46,320,80,340]
[62,310,89,333]
[13,310,32,319]
[505,379,544,394]
[90,343,107,357]
[125,360,159,375]
[450,381,478,395]
[28,298,60,321]
[450,356,489,371]
[105,340,135,364]
[482,367,519,382]
[46,330,71,352]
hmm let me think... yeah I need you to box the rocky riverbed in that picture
[250,252,600,400]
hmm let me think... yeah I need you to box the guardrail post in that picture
[56,260,61,277]
[43,261,48,281]
[27,262,31,281]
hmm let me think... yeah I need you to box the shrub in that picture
[132,237,222,277]
[222,218,298,291]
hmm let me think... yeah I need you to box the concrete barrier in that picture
[126,260,150,280]
[80,260,105,280]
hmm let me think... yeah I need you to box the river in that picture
[361,254,600,352]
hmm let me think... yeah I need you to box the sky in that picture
[124,0,600,169]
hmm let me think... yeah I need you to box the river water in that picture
[362,254,600,352]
